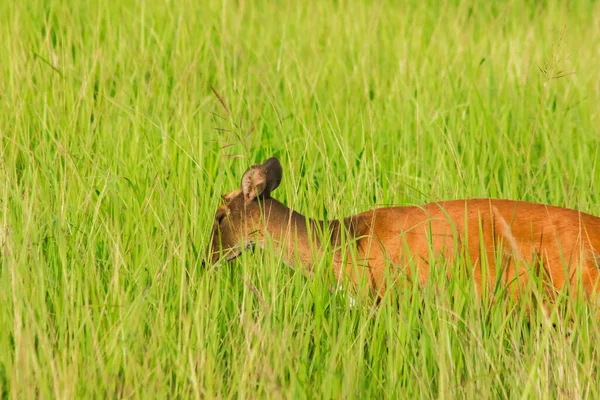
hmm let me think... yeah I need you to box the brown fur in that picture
[208,158,600,307]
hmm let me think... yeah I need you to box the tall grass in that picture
[1,0,599,397]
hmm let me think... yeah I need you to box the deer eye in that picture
[215,208,228,225]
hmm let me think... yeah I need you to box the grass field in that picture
[2,0,600,398]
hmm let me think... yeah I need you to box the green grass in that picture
[1,0,600,397]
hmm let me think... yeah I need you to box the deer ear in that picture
[261,157,282,193]
[241,166,267,202]
[241,157,283,202]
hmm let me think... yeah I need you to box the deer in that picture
[206,157,600,312]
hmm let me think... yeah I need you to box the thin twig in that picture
[238,275,271,312]
[209,84,231,116]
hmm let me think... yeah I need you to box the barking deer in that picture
[207,157,600,309]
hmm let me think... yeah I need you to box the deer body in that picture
[208,158,600,305]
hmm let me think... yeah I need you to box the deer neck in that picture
[256,197,340,273]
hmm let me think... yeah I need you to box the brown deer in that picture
[207,157,600,308]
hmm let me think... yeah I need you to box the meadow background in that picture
[1,0,600,398]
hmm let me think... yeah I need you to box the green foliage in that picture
[1,0,599,397]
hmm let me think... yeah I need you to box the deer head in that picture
[206,157,283,265]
